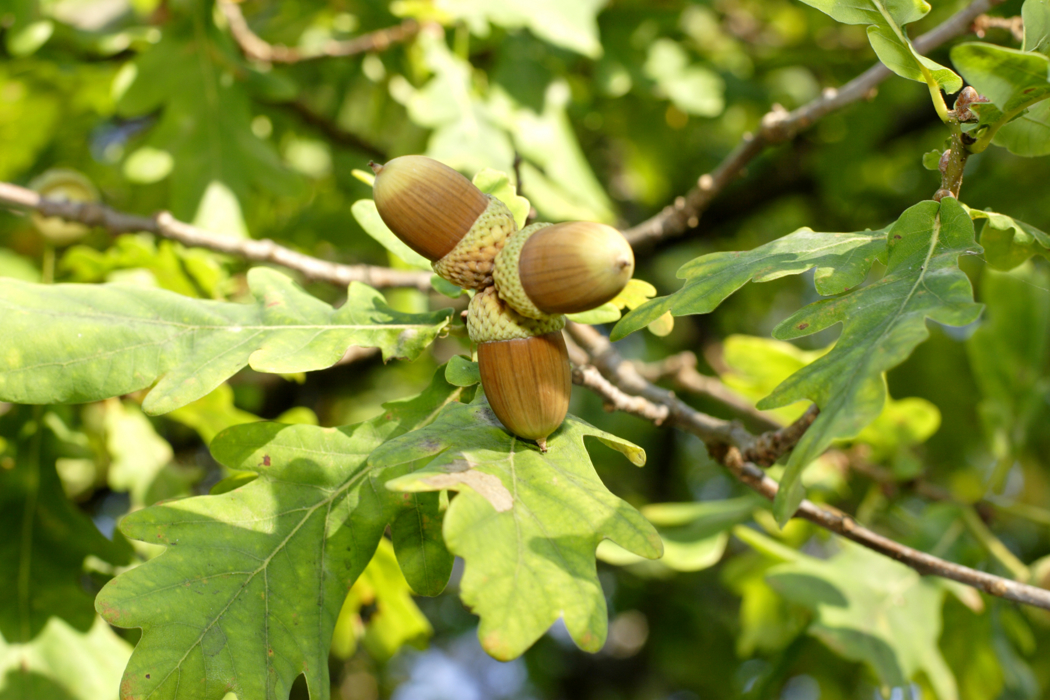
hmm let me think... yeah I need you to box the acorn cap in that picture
[478,331,571,451]
[494,221,635,317]
[431,196,516,289]
[467,286,564,344]
[371,155,490,261]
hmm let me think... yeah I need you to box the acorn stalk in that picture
[467,287,570,451]
[370,155,516,289]
[493,221,634,319]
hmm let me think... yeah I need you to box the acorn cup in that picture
[370,155,517,289]
[467,287,571,451]
[493,221,635,319]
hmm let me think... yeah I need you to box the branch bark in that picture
[564,323,1050,612]
[622,0,1004,248]
[0,181,434,291]
[218,0,422,63]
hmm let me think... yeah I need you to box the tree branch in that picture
[218,0,422,64]
[0,181,434,291]
[565,323,1050,611]
[622,0,1004,248]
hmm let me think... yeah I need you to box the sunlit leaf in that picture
[0,269,452,414]
[613,228,886,340]
[96,370,464,700]
[760,198,982,523]
[374,397,662,660]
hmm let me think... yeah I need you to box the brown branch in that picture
[634,351,781,431]
[972,14,1024,42]
[0,181,434,291]
[566,323,1050,611]
[219,0,422,64]
[622,0,1005,248]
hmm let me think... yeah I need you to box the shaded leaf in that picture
[754,536,958,700]
[96,369,464,700]
[330,539,434,661]
[445,355,481,387]
[0,268,452,414]
[0,616,131,700]
[613,228,886,340]
[970,210,1050,270]
[760,198,982,523]
[115,18,301,227]
[966,263,1050,482]
[0,406,132,643]
[374,398,661,660]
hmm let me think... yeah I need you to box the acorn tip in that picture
[369,161,383,175]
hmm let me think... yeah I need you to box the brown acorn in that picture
[493,221,634,319]
[468,287,570,451]
[370,155,516,289]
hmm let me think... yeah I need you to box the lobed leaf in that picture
[373,398,662,661]
[746,534,959,700]
[0,406,133,644]
[797,0,961,92]
[760,198,982,523]
[95,370,463,700]
[970,209,1050,270]
[613,228,886,340]
[0,268,451,414]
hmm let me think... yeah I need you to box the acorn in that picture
[370,156,516,289]
[467,287,571,451]
[493,221,634,319]
[29,168,100,245]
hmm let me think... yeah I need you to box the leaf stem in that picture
[961,507,1031,581]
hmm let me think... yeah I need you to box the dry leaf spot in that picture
[797,323,809,330]
[422,471,512,512]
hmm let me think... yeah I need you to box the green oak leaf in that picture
[1023,0,1050,52]
[970,210,1050,270]
[760,198,982,524]
[330,538,434,661]
[613,228,886,340]
[0,268,452,414]
[0,406,132,644]
[749,533,958,700]
[115,14,301,230]
[966,263,1050,488]
[444,355,481,387]
[990,100,1050,156]
[797,0,961,92]
[373,397,662,661]
[436,0,606,58]
[95,369,462,700]
[0,616,132,700]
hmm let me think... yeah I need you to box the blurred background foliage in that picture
[1,0,1050,698]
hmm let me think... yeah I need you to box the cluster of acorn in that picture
[370,156,635,451]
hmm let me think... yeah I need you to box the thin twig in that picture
[219,0,422,63]
[972,14,1024,42]
[0,181,434,291]
[566,323,1050,611]
[634,351,781,431]
[622,0,1004,248]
